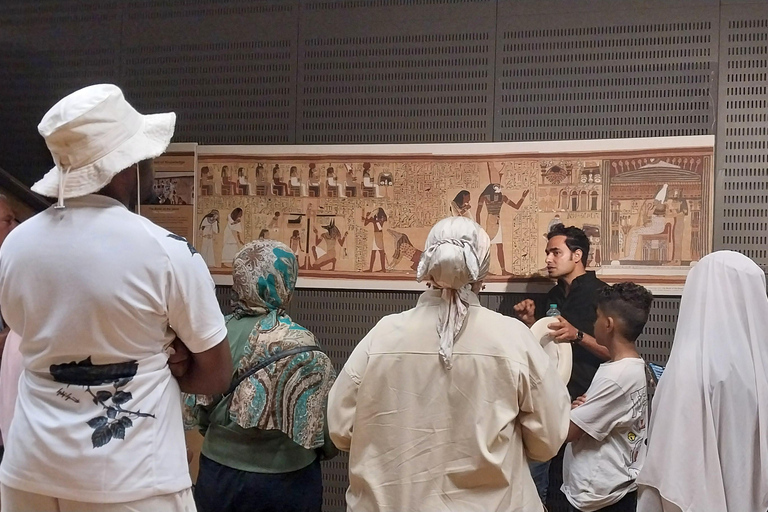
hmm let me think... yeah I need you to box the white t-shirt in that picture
[562,357,648,512]
[0,195,227,503]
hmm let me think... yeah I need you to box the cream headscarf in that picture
[416,217,491,370]
[637,251,768,512]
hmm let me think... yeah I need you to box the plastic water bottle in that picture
[545,303,560,317]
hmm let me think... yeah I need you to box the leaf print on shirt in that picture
[50,357,155,449]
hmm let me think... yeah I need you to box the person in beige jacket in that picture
[328,216,570,512]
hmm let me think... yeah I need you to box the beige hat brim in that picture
[31,112,176,200]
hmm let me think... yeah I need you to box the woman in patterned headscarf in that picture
[186,239,337,512]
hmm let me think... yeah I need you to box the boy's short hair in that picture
[596,282,653,341]
[547,225,590,267]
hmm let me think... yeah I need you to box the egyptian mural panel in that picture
[605,156,710,267]
[194,141,713,287]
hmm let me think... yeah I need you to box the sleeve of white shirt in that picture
[165,239,227,354]
[517,327,571,461]
[326,321,375,452]
[570,377,628,442]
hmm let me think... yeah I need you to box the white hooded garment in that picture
[637,251,768,512]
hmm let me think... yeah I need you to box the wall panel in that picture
[121,0,298,144]
[297,0,496,143]
[715,2,768,268]
[495,0,719,141]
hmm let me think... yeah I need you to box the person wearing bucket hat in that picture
[0,84,233,512]
[327,216,569,512]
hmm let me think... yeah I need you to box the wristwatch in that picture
[573,330,584,344]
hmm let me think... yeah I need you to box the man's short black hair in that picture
[547,224,590,267]
[596,282,653,341]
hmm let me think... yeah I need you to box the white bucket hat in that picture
[33,84,176,205]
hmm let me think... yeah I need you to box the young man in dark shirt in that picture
[514,224,608,505]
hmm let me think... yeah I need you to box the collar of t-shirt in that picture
[60,194,127,210]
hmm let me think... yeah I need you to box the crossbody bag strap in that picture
[225,345,322,397]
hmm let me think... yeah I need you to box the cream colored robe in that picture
[328,290,570,512]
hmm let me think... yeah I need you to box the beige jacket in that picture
[328,290,570,512]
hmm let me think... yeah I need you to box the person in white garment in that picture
[562,282,653,512]
[0,84,233,512]
[199,209,220,267]
[327,216,570,512]
[636,251,768,512]
[220,207,244,267]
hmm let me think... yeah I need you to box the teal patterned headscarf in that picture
[231,239,298,325]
